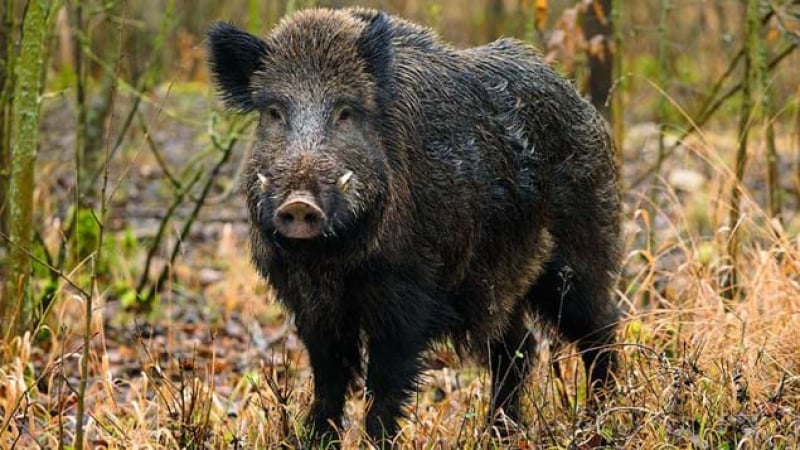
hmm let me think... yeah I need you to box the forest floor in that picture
[2,84,800,448]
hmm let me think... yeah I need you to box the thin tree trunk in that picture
[582,0,614,119]
[724,0,759,301]
[81,1,122,204]
[764,94,780,222]
[0,0,15,239]
[520,0,545,47]
[642,0,670,308]
[655,0,671,180]
[795,88,800,202]
[69,0,86,269]
[485,0,503,42]
[611,0,623,167]
[247,0,263,33]
[3,0,59,341]
[758,19,780,221]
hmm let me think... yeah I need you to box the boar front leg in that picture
[297,317,361,444]
[364,332,425,444]
[360,273,453,445]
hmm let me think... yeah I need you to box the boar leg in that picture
[364,333,424,444]
[489,304,533,430]
[529,255,619,397]
[297,319,361,443]
[360,275,449,445]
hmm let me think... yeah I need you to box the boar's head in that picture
[207,10,396,257]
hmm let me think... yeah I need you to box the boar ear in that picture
[356,12,395,107]
[207,22,268,112]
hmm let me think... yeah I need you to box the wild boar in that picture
[207,7,621,444]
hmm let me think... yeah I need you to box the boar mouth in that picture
[267,213,370,257]
[258,194,383,259]
[251,168,386,258]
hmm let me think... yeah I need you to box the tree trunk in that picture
[796,88,800,203]
[582,0,614,119]
[758,12,780,221]
[77,1,122,205]
[654,0,671,179]
[0,1,15,240]
[485,0,503,42]
[723,0,759,301]
[3,0,58,341]
[610,0,623,167]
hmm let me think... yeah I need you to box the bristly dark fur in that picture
[207,7,622,446]
[355,11,396,110]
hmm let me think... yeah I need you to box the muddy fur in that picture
[208,7,622,444]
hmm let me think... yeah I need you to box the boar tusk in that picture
[337,170,354,190]
[257,173,269,192]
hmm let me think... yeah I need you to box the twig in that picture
[135,168,203,296]
[0,230,91,299]
[630,42,797,189]
[140,120,243,304]
[771,3,800,44]
[136,109,182,190]
[203,137,252,206]
[691,10,774,131]
[0,333,95,442]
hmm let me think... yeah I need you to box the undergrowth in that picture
[1,119,798,448]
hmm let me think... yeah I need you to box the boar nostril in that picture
[273,191,326,239]
[278,212,295,224]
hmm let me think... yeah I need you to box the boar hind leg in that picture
[297,318,361,443]
[489,304,533,429]
[528,256,619,396]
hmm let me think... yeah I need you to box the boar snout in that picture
[273,191,326,239]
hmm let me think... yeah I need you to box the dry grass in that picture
[2,92,800,448]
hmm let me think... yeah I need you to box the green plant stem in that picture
[69,0,87,275]
[655,0,670,180]
[723,0,760,301]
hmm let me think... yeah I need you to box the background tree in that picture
[581,0,614,119]
[2,1,60,343]
[485,0,503,40]
[0,1,15,240]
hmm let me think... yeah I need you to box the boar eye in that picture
[265,105,285,124]
[334,106,353,125]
